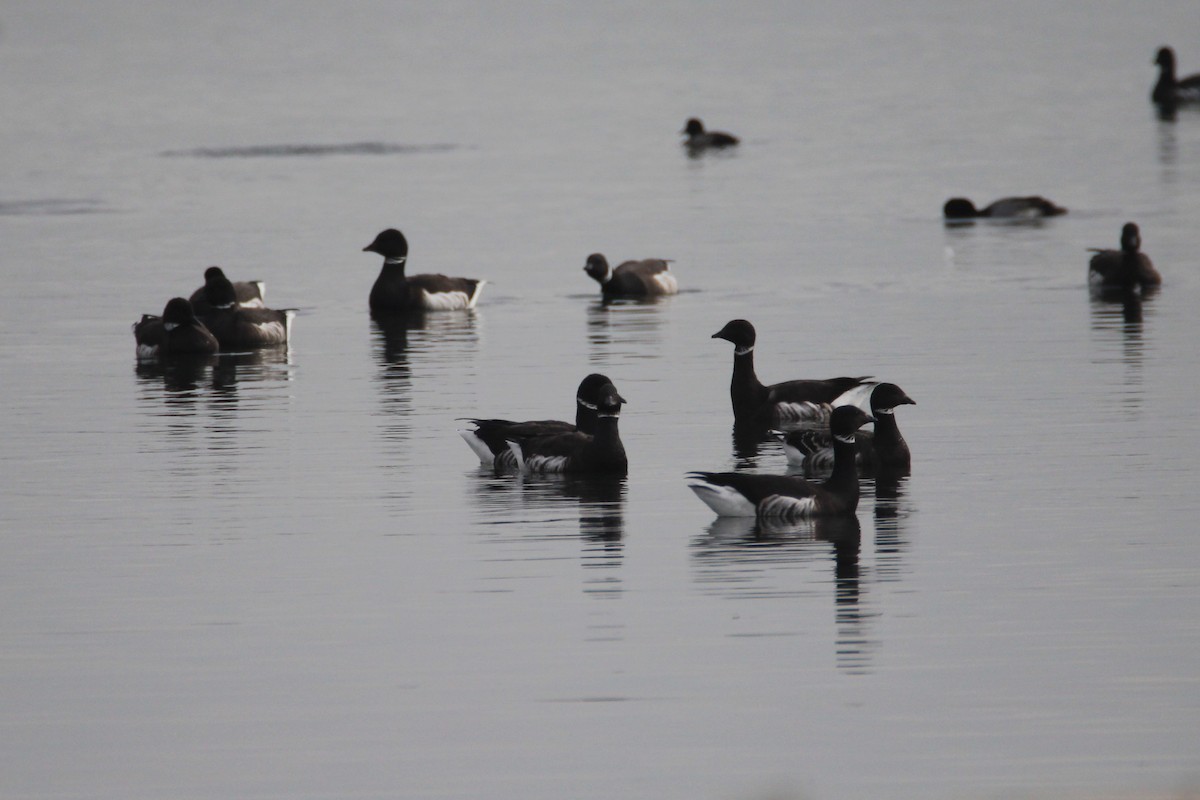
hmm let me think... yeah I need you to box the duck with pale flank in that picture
[133,297,219,359]
[583,253,678,298]
[712,319,873,429]
[505,380,628,476]
[188,266,265,314]
[942,196,1067,220]
[1152,46,1200,108]
[688,406,875,519]
[459,373,613,471]
[681,118,739,150]
[1088,222,1161,291]
[363,228,486,315]
[774,383,915,476]
[197,269,294,349]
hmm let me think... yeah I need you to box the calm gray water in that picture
[3,2,1199,799]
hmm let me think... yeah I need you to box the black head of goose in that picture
[583,253,678,298]
[188,266,265,315]
[776,382,915,475]
[681,118,740,150]
[133,297,219,359]
[459,373,613,471]
[1088,222,1162,290]
[687,405,875,519]
[364,228,486,315]
[712,319,874,429]
[506,380,628,476]
[1153,46,1200,108]
[197,270,294,349]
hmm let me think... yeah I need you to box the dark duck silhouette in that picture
[774,382,915,475]
[505,380,628,476]
[942,196,1067,219]
[133,297,219,359]
[583,253,678,298]
[681,118,739,150]
[712,319,873,429]
[459,373,613,471]
[1088,222,1162,291]
[197,269,294,349]
[363,228,486,315]
[688,406,875,518]
[188,266,265,314]
[1152,46,1200,108]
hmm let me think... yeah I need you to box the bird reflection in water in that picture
[585,296,671,365]
[692,514,874,674]
[869,470,913,584]
[1088,285,1157,410]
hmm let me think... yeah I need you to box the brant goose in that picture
[712,319,874,429]
[583,253,678,298]
[363,228,486,315]
[1152,47,1200,107]
[1088,222,1162,290]
[188,266,265,314]
[775,383,915,475]
[506,380,628,476]
[197,269,294,349]
[942,196,1067,219]
[688,406,875,518]
[682,118,739,150]
[133,297,219,359]
[459,373,613,471]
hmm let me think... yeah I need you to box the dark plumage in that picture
[188,266,265,314]
[688,406,875,518]
[712,319,874,429]
[1152,46,1200,107]
[505,380,628,476]
[1088,222,1162,290]
[363,228,486,315]
[459,373,613,471]
[197,269,294,349]
[775,383,915,475]
[583,253,678,298]
[681,118,739,150]
[942,196,1067,219]
[133,297,219,359]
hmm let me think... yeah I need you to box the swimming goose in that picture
[197,270,294,349]
[775,383,915,475]
[506,380,628,476]
[583,253,678,298]
[712,319,873,429]
[459,373,613,471]
[133,297,219,359]
[681,118,739,149]
[188,266,265,314]
[1088,222,1161,290]
[942,196,1067,219]
[363,228,486,315]
[1152,46,1200,107]
[688,406,875,518]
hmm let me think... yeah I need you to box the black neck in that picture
[730,349,767,418]
[589,414,628,471]
[825,434,861,507]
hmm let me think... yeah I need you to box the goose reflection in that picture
[692,514,874,674]
[585,297,670,364]
[869,471,913,584]
[135,348,292,402]
[1088,286,1156,409]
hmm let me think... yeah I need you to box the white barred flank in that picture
[418,281,487,311]
[757,493,818,519]
[505,439,569,473]
[774,401,829,426]
[687,479,757,517]
[651,271,679,295]
[136,343,159,360]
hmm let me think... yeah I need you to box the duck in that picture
[712,319,874,429]
[133,297,219,359]
[688,405,875,518]
[197,269,295,349]
[681,118,739,150]
[505,380,628,476]
[583,253,678,298]
[1088,222,1161,290]
[459,373,613,471]
[363,228,486,315]
[942,196,1067,219]
[188,266,265,314]
[774,383,915,475]
[1152,46,1200,107]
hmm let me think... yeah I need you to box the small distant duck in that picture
[188,266,265,314]
[132,297,219,359]
[1088,222,1162,290]
[459,373,613,471]
[712,319,874,429]
[681,118,739,150]
[942,196,1067,219]
[363,228,486,315]
[197,269,294,349]
[1152,46,1200,107]
[775,383,915,475]
[506,380,628,476]
[687,406,875,518]
[583,253,678,298]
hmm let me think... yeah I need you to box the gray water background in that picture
[2,2,1199,799]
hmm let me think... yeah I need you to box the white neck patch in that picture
[164,322,179,331]
[577,398,598,410]
[835,433,856,444]
[734,345,754,356]
[876,407,895,416]
[385,256,407,266]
